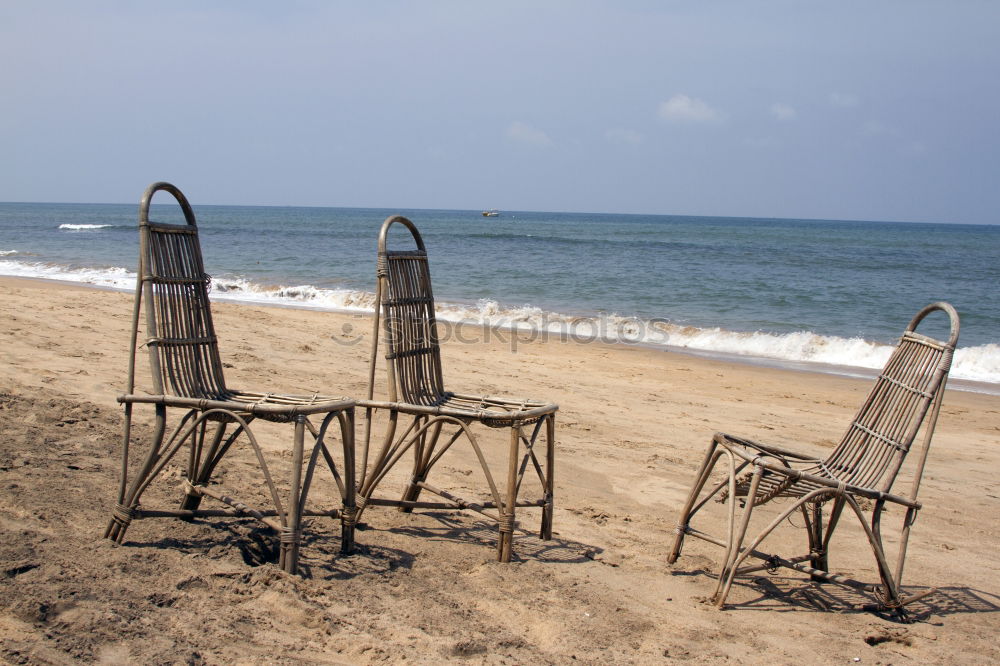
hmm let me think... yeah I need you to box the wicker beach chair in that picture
[104,182,356,575]
[668,302,959,613]
[355,215,557,562]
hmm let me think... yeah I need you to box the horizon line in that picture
[0,199,994,227]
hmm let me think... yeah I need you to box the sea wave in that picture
[0,258,136,289]
[209,276,376,311]
[0,250,17,256]
[1,259,996,385]
[58,224,114,230]
[428,300,998,383]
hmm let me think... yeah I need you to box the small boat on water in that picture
[481,209,499,217]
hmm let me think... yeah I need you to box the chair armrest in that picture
[714,432,822,462]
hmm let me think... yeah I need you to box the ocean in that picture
[1,201,997,389]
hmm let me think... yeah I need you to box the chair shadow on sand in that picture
[123,518,412,580]
[672,566,1000,622]
[362,511,601,565]
[124,509,599,580]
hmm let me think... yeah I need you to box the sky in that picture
[2,1,999,224]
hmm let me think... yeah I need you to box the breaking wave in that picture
[0,258,136,289]
[209,276,376,312]
[58,224,114,231]
[1,258,996,385]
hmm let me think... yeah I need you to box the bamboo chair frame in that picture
[356,215,557,562]
[668,302,959,614]
[104,182,356,575]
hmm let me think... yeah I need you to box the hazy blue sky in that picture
[2,1,998,223]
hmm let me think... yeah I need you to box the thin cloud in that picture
[506,121,553,146]
[769,103,796,121]
[658,94,723,123]
[605,128,644,145]
[830,92,860,108]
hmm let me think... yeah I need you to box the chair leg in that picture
[279,415,307,575]
[304,411,358,557]
[104,403,136,541]
[867,499,903,609]
[714,463,763,608]
[399,418,442,511]
[497,423,521,562]
[105,405,167,543]
[806,501,828,581]
[711,450,741,602]
[338,408,357,555]
[539,414,555,541]
[667,437,723,564]
[893,505,919,592]
[179,420,228,515]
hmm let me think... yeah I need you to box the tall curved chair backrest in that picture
[132,182,228,399]
[374,215,447,405]
[825,302,959,498]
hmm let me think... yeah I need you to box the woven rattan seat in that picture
[668,303,959,614]
[355,215,557,562]
[364,393,553,428]
[104,182,356,574]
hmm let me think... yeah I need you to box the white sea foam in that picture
[58,224,113,230]
[376,297,998,384]
[0,258,136,290]
[1,259,997,385]
[208,276,376,312]
[0,250,17,256]
[952,344,1000,384]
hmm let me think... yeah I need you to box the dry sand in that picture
[1,276,999,664]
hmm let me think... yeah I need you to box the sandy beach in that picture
[2,275,999,664]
